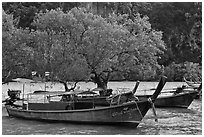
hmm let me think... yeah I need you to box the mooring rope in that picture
[148,97,158,122]
[134,101,144,120]
[117,93,122,105]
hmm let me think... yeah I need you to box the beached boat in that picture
[4,76,167,127]
[137,87,199,108]
[56,80,199,108]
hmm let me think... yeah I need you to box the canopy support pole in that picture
[22,83,25,106]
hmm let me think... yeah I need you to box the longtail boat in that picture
[4,76,167,127]
[137,86,200,108]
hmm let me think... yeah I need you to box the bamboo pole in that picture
[22,83,25,106]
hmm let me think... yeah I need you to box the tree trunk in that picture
[95,78,108,90]
[59,81,69,91]
[58,80,78,92]
[90,71,111,91]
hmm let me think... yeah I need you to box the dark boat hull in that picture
[79,91,198,108]
[5,76,167,127]
[5,100,150,127]
[138,91,198,108]
[154,91,198,108]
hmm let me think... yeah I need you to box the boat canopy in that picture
[78,91,98,95]
[11,78,36,83]
[27,89,87,96]
[28,91,73,96]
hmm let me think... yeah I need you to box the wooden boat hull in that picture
[5,100,150,127]
[4,76,167,127]
[138,91,198,108]
[155,91,198,108]
[77,91,198,108]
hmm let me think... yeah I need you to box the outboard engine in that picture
[8,90,21,100]
[3,90,21,105]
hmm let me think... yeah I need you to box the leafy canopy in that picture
[31,8,165,84]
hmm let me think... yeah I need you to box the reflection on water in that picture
[2,82,202,135]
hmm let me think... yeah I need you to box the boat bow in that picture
[148,76,167,121]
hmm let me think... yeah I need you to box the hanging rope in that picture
[117,93,122,105]
[148,98,158,122]
[134,101,143,120]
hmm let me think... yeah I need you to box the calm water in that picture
[1,81,202,135]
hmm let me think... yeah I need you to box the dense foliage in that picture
[2,2,202,87]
